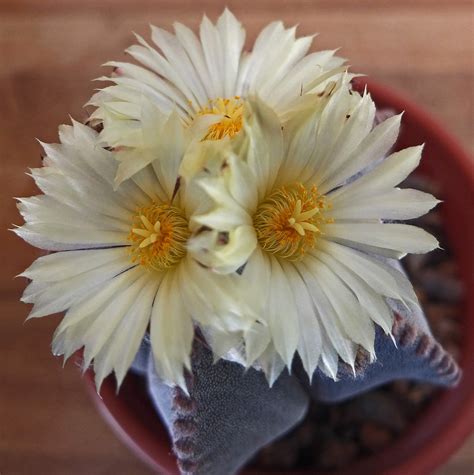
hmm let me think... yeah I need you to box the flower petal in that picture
[282,262,322,379]
[81,272,151,368]
[295,260,358,366]
[304,255,376,358]
[319,113,403,194]
[329,145,424,202]
[315,240,406,301]
[150,269,194,390]
[236,97,284,202]
[330,188,440,221]
[23,256,135,319]
[324,222,439,255]
[94,276,160,389]
[265,256,299,367]
[316,248,394,335]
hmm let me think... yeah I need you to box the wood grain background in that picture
[0,0,472,473]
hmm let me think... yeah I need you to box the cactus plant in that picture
[128,269,459,474]
[14,9,461,475]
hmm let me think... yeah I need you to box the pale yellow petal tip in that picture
[61,355,70,369]
[350,364,357,377]
[132,30,145,43]
[91,373,106,398]
[15,270,28,279]
[92,76,112,84]
[267,378,277,389]
[113,172,128,191]
[102,60,119,68]
[114,373,127,396]
[389,332,397,348]
[82,358,92,376]
[24,311,39,322]
[174,373,190,397]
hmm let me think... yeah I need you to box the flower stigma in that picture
[253,184,333,260]
[198,97,243,141]
[128,203,190,271]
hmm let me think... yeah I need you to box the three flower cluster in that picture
[16,10,439,391]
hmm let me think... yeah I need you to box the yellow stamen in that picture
[198,96,243,141]
[253,184,333,261]
[128,203,190,271]
[140,215,154,231]
[287,198,322,236]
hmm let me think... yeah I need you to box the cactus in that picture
[131,277,460,475]
[14,9,462,475]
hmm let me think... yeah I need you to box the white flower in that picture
[193,88,440,384]
[87,8,347,185]
[14,120,255,391]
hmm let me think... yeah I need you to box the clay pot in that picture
[83,79,474,475]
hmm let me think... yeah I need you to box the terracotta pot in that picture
[82,79,474,475]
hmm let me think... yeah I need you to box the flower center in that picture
[198,97,243,141]
[253,184,333,261]
[128,203,190,271]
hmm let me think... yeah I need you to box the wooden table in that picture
[1,1,472,473]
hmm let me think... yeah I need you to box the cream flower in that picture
[87,8,347,185]
[14,121,255,391]
[193,89,440,383]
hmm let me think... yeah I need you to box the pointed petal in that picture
[324,222,439,255]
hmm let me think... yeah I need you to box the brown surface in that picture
[0,1,472,474]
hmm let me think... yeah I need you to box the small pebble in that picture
[390,380,411,397]
[318,439,359,469]
[294,422,316,446]
[344,392,407,432]
[359,422,394,450]
[258,440,300,468]
[405,383,436,405]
